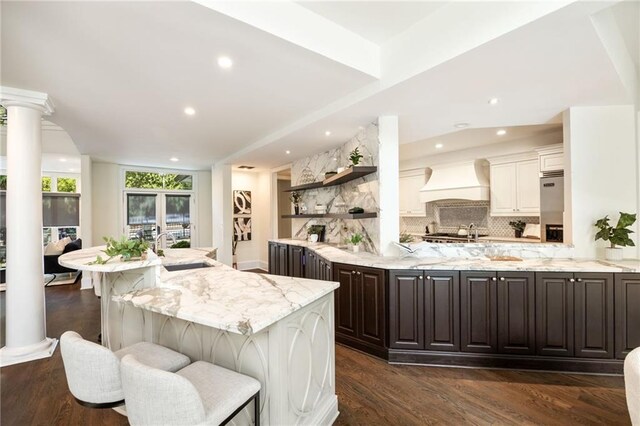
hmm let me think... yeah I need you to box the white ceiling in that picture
[297,1,447,44]
[1,1,637,171]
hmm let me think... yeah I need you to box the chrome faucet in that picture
[468,223,479,242]
[155,232,177,252]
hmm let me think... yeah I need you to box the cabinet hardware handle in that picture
[426,275,431,280]
[576,278,582,282]
[499,277,505,281]
[352,271,356,274]
[569,278,575,282]
[357,271,361,275]
[419,276,423,280]
[492,277,497,281]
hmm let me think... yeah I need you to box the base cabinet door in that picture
[574,273,614,359]
[334,264,358,338]
[358,267,386,348]
[461,272,498,353]
[305,250,317,279]
[318,257,332,281]
[268,242,278,275]
[288,245,305,278]
[389,271,424,350]
[425,272,460,352]
[497,272,535,355]
[276,244,288,276]
[536,273,574,357]
[615,274,640,359]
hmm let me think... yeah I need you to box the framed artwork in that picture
[233,190,251,215]
[233,217,252,241]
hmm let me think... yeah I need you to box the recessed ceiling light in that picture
[184,107,196,116]
[217,56,233,69]
[59,158,67,162]
[454,122,469,129]
[285,150,291,155]
[488,97,499,105]
[170,157,179,162]
[325,131,331,136]
[435,143,443,149]
[496,129,507,136]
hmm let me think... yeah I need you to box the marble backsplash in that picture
[400,200,540,238]
[291,123,381,253]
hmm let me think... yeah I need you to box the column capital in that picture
[0,86,54,115]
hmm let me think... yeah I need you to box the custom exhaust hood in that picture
[419,160,490,202]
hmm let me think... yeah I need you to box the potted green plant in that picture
[349,232,364,253]
[89,236,150,265]
[349,147,363,166]
[595,212,636,260]
[509,220,526,238]
[289,191,302,215]
[307,225,323,243]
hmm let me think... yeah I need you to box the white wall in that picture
[91,162,121,241]
[232,170,270,270]
[196,170,212,247]
[80,155,93,246]
[565,105,639,258]
[212,164,232,266]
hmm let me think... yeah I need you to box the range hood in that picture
[419,160,490,202]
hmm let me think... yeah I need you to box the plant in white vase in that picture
[594,212,636,261]
[349,232,364,253]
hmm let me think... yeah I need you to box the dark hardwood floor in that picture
[0,284,631,425]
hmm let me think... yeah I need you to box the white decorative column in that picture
[0,87,57,367]
[211,163,232,266]
[378,116,400,256]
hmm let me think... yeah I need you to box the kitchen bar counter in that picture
[270,238,640,273]
[59,246,340,425]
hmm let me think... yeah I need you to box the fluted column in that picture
[0,87,57,367]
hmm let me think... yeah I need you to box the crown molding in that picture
[0,86,54,115]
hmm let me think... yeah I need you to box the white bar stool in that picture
[121,354,261,425]
[60,331,191,408]
[625,347,640,425]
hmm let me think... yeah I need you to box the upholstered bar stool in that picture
[121,354,261,425]
[625,347,640,425]
[60,331,191,408]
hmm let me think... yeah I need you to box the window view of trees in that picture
[57,177,77,193]
[42,177,51,191]
[125,171,192,190]
[0,175,6,190]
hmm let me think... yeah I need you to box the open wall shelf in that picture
[285,166,377,192]
[281,212,377,220]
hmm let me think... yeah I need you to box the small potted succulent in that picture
[348,232,364,253]
[595,212,636,261]
[509,220,526,238]
[289,191,302,215]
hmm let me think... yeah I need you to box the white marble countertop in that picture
[63,246,339,336]
[270,239,640,273]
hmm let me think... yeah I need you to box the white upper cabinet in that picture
[536,144,564,172]
[488,153,540,217]
[399,169,426,216]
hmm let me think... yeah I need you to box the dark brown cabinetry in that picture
[288,245,305,278]
[615,274,640,359]
[497,272,535,355]
[334,263,386,358]
[388,271,424,350]
[268,242,289,276]
[425,272,460,351]
[536,273,574,356]
[461,272,498,353]
[574,273,613,359]
[305,250,332,281]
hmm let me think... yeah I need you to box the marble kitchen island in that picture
[59,247,340,425]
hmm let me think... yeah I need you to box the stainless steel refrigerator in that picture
[540,172,564,243]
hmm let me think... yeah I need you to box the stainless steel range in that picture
[422,232,487,243]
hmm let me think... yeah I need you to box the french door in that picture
[125,192,195,249]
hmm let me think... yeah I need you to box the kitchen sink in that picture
[164,262,213,271]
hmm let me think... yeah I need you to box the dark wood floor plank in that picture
[0,285,631,425]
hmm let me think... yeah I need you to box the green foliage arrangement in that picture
[349,147,363,166]
[307,225,324,236]
[595,212,637,248]
[508,220,526,233]
[89,236,150,265]
[170,240,190,249]
[349,232,364,245]
[399,231,414,244]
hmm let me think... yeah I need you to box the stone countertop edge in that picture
[269,239,640,273]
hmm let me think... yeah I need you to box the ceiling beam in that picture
[193,0,381,78]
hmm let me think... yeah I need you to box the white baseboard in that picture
[237,260,268,272]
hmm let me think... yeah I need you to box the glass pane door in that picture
[163,194,191,248]
[126,193,158,243]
